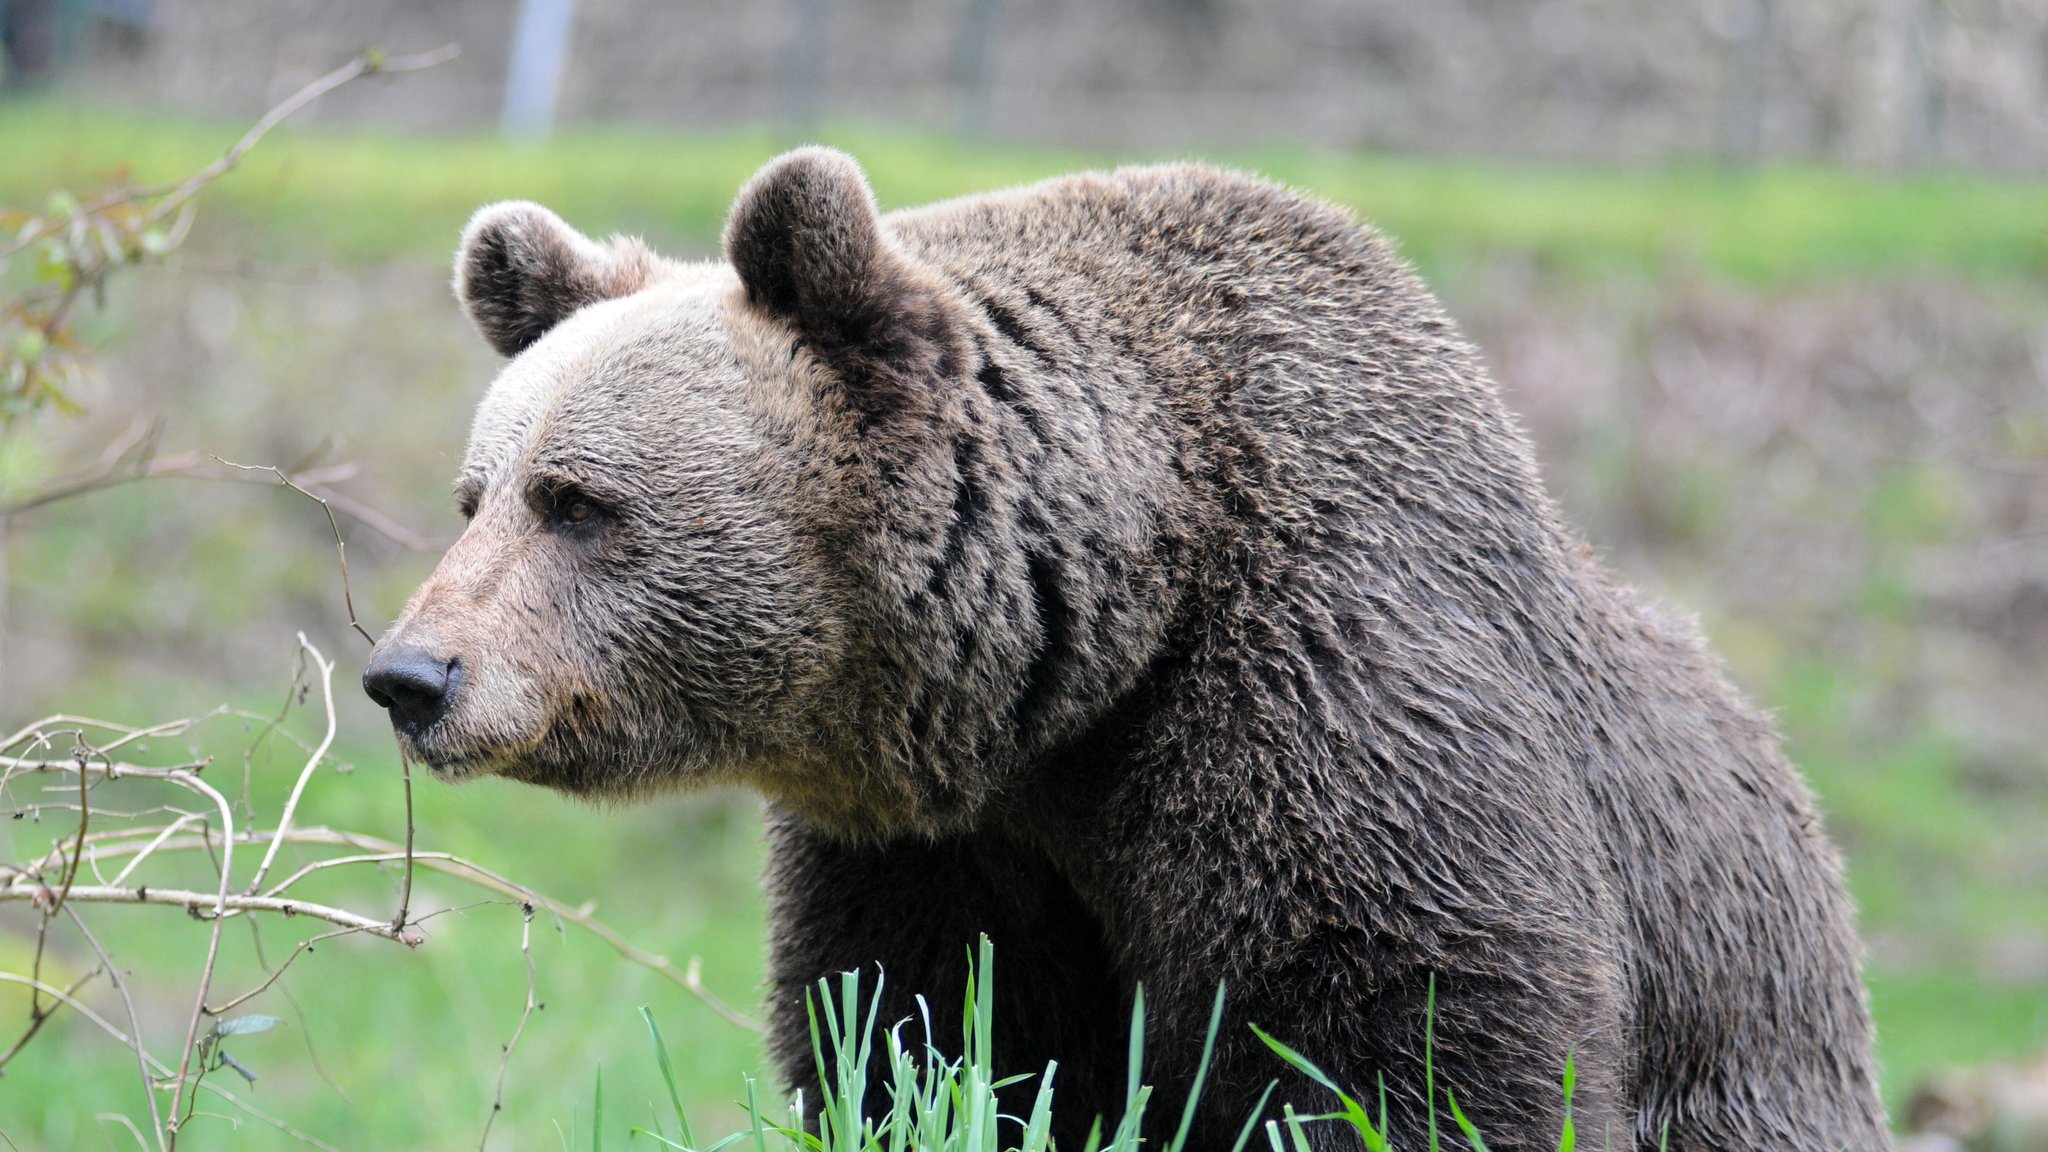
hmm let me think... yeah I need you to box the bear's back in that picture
[886,165,1883,1142]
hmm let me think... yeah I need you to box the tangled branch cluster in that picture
[0,634,755,1151]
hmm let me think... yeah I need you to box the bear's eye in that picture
[536,481,609,535]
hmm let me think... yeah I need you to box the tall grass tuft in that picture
[620,943,1616,1152]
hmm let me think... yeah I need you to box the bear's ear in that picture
[455,202,658,358]
[724,148,962,410]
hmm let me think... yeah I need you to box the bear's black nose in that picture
[362,646,459,730]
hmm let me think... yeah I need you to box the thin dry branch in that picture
[393,753,416,932]
[0,964,100,1071]
[66,908,167,1150]
[0,884,422,943]
[477,903,540,1150]
[0,44,462,262]
[203,927,365,1018]
[214,459,376,645]
[0,453,433,552]
[246,636,339,894]
[159,767,237,1148]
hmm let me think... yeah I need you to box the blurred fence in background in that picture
[9,0,2048,171]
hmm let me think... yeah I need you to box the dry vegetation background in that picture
[1,2,2045,1148]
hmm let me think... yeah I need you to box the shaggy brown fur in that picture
[367,148,1890,1152]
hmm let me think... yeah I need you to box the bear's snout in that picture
[362,644,461,734]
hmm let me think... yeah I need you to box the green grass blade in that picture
[1247,1025,1342,1097]
[1020,1062,1058,1152]
[1557,1052,1577,1152]
[975,935,997,1073]
[1377,1073,1389,1151]
[764,1123,827,1152]
[626,1128,693,1151]
[1167,982,1229,1152]
[1117,1086,1155,1152]
[1081,1115,1105,1152]
[1426,976,1439,1152]
[745,1076,772,1152]
[1228,1081,1279,1152]
[1124,984,1147,1116]
[1248,1024,1386,1152]
[1445,1089,1491,1152]
[641,1007,696,1148]
[805,989,831,1131]
[1281,1105,1316,1152]
[593,1065,604,1152]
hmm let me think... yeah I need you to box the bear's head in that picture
[362,148,986,820]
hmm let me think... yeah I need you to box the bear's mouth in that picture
[389,727,505,781]
[392,717,575,787]
[416,753,488,780]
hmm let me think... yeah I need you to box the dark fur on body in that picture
[374,149,1889,1152]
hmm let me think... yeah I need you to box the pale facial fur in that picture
[374,258,844,799]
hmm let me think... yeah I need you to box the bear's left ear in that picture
[724,148,963,412]
[456,202,659,358]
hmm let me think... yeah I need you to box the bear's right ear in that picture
[455,202,658,358]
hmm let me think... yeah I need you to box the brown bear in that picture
[364,148,1890,1152]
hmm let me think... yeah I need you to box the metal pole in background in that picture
[784,0,829,131]
[503,0,576,138]
[952,0,998,137]
[1715,0,1773,166]
[1899,0,1943,169]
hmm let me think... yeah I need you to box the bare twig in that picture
[478,903,540,1149]
[93,1114,150,1152]
[204,928,375,1018]
[0,454,432,551]
[108,813,206,888]
[394,753,416,932]
[0,970,131,1075]
[246,636,338,894]
[0,884,422,943]
[161,769,236,1148]
[0,710,222,764]
[49,742,100,916]
[66,909,167,1151]
[682,956,760,1033]
[0,964,101,1071]
[0,44,463,262]
[214,459,376,645]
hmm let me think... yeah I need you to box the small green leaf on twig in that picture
[214,1014,284,1037]
[32,242,71,286]
[217,1050,260,1084]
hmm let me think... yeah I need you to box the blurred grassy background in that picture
[2,102,2045,1148]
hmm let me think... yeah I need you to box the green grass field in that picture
[2,104,2045,1149]
[11,104,2048,283]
